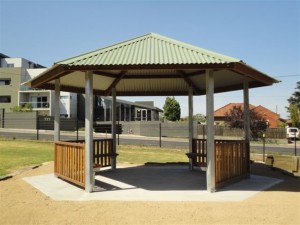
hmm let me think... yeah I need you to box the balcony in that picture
[20,102,50,109]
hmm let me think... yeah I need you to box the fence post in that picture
[118,120,120,145]
[262,133,265,162]
[294,131,297,156]
[159,123,162,148]
[36,112,39,140]
[1,108,4,128]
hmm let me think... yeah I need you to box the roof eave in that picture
[232,62,280,85]
[30,64,69,88]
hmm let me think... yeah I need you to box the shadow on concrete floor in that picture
[95,165,206,191]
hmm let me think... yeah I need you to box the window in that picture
[6,64,14,68]
[0,79,11,85]
[0,96,11,103]
[31,96,48,108]
[38,96,48,108]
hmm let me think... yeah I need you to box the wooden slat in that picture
[192,138,250,189]
[54,139,117,187]
[54,141,85,188]
[215,141,250,188]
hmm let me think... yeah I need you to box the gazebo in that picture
[26,33,278,193]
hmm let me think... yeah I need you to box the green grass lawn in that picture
[118,145,188,164]
[0,139,188,177]
[0,139,54,176]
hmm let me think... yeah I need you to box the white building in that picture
[59,92,77,118]
[0,53,77,118]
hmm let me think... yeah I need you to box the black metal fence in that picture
[0,112,287,140]
[38,116,84,131]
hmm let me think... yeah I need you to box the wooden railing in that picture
[190,139,250,188]
[215,140,250,188]
[74,139,116,167]
[54,139,115,188]
[188,139,207,167]
[54,141,85,187]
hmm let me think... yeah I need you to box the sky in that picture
[0,0,299,119]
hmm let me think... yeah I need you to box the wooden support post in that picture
[206,69,215,193]
[54,79,60,141]
[85,71,94,193]
[111,88,117,169]
[188,86,194,170]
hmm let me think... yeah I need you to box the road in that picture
[0,128,298,156]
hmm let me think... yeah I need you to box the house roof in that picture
[214,103,256,117]
[26,33,279,96]
[252,105,279,117]
[0,53,10,58]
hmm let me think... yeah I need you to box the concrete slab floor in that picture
[23,165,282,202]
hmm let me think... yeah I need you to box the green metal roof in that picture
[27,32,279,96]
[56,33,241,66]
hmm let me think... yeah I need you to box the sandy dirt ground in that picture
[0,162,299,225]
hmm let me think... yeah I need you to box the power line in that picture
[274,74,300,78]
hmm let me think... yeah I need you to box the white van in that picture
[286,127,299,142]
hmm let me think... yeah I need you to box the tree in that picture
[225,105,268,139]
[287,81,300,108]
[225,105,244,129]
[163,97,181,121]
[180,113,206,123]
[10,103,33,112]
[287,81,300,127]
[289,103,300,127]
[193,113,206,123]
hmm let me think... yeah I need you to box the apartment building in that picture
[0,53,77,118]
[1,54,161,121]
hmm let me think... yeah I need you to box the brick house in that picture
[214,103,284,128]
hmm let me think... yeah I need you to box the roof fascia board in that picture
[232,62,279,85]
[39,83,108,96]
[64,63,233,71]
[30,65,69,88]
[123,74,182,79]
[213,80,270,94]
[39,80,265,97]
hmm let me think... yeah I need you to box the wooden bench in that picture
[92,163,102,186]
[186,153,207,170]
[92,153,119,186]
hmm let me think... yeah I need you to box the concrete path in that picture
[23,165,282,202]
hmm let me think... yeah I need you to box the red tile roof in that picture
[214,103,282,128]
[214,103,255,117]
